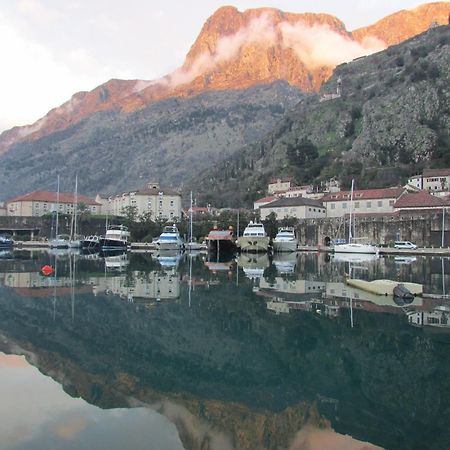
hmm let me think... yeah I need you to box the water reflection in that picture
[0,250,449,449]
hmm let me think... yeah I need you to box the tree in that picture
[120,205,138,223]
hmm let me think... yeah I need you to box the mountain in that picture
[0,2,448,157]
[192,25,450,207]
[0,82,303,200]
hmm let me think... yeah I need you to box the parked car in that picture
[394,241,417,249]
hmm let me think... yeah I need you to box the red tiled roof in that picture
[394,191,448,208]
[322,187,404,202]
[423,168,450,177]
[7,190,100,205]
[255,196,276,204]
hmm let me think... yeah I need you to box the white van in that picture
[394,241,417,249]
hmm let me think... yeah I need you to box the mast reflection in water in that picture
[0,250,449,450]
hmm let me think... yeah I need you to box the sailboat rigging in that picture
[334,179,378,255]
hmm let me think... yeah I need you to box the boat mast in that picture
[189,191,193,244]
[348,179,354,243]
[70,174,78,240]
[55,174,60,238]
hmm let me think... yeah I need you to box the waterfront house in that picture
[321,187,405,218]
[102,182,182,221]
[259,197,326,220]
[393,190,449,212]
[254,196,276,210]
[6,191,101,217]
[407,168,450,195]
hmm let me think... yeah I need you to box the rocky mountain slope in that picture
[0,82,303,199]
[193,25,450,207]
[0,2,448,156]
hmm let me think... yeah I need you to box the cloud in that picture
[280,21,386,67]
[18,0,62,25]
[165,14,277,88]
[158,14,386,91]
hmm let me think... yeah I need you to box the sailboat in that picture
[185,192,207,252]
[334,180,378,254]
[49,175,69,249]
[69,175,82,248]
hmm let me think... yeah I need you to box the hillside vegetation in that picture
[0,82,303,200]
[193,26,450,207]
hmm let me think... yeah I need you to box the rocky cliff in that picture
[0,3,448,156]
[193,24,450,207]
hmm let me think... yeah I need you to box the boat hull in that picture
[273,239,298,252]
[334,243,378,254]
[99,238,128,250]
[237,236,270,253]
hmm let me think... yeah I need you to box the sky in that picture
[0,0,431,132]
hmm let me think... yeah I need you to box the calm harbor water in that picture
[0,249,449,450]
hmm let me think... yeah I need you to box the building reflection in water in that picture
[0,250,450,449]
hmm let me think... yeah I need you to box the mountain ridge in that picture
[0,2,448,156]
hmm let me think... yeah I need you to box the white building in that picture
[321,187,405,218]
[407,168,450,195]
[6,191,101,217]
[267,178,292,195]
[102,182,182,221]
[259,197,326,220]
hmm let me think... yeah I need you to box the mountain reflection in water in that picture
[0,250,449,450]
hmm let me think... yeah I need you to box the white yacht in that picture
[99,225,130,250]
[334,180,378,255]
[156,224,184,250]
[273,227,298,252]
[49,234,70,249]
[237,221,270,252]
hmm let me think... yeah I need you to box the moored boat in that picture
[82,235,101,250]
[236,221,270,253]
[99,225,130,250]
[206,227,236,254]
[156,224,184,250]
[0,234,14,249]
[49,234,70,249]
[273,227,298,252]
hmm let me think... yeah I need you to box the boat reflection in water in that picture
[236,253,269,281]
[0,251,449,450]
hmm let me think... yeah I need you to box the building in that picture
[393,191,449,212]
[6,191,101,217]
[103,182,182,221]
[321,187,405,218]
[284,185,313,198]
[423,168,450,194]
[254,196,276,210]
[267,178,292,195]
[259,197,326,220]
[407,168,450,195]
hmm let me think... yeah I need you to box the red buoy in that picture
[41,265,54,276]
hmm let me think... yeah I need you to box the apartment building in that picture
[6,191,101,217]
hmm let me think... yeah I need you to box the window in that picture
[170,200,174,207]
[389,200,395,206]
[366,201,372,208]
[354,202,360,208]
[378,200,383,207]
[342,202,347,209]
[330,203,335,210]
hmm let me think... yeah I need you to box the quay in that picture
[9,241,450,256]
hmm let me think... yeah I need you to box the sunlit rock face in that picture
[0,2,448,155]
